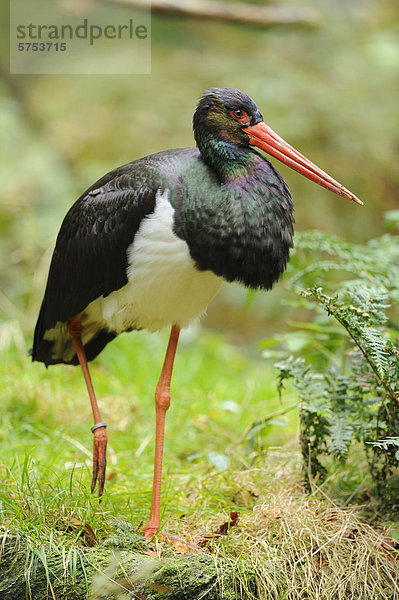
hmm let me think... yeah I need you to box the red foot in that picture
[142,522,158,540]
[141,525,202,550]
[91,426,107,496]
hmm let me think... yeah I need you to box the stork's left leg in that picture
[143,324,180,539]
[68,314,108,497]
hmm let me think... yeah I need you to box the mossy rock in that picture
[0,528,257,600]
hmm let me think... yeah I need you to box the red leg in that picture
[68,314,107,496]
[143,325,180,539]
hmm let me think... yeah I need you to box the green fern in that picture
[369,437,399,460]
[288,229,399,304]
[274,221,399,511]
[328,416,355,461]
[304,287,393,386]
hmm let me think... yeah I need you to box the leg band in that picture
[91,422,107,433]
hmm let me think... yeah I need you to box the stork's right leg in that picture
[143,325,180,539]
[68,314,107,496]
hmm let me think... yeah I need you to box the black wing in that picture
[32,164,158,365]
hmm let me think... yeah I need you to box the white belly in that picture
[83,190,223,336]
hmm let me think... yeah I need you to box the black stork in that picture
[32,88,362,538]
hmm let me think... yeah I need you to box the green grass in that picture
[2,323,398,599]
[1,322,299,544]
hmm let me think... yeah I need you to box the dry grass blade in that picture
[177,473,399,600]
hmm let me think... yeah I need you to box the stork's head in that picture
[194,87,362,205]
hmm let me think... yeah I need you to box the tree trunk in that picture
[103,0,320,28]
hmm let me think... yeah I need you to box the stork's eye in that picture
[230,109,251,125]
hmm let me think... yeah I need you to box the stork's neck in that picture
[194,127,255,178]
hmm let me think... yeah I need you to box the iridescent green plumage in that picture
[175,88,294,288]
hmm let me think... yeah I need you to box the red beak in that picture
[246,121,363,205]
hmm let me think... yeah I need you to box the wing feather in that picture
[32,167,157,363]
[31,147,201,365]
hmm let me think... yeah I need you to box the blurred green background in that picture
[1,0,398,345]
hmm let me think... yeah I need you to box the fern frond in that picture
[328,415,354,461]
[360,326,389,378]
